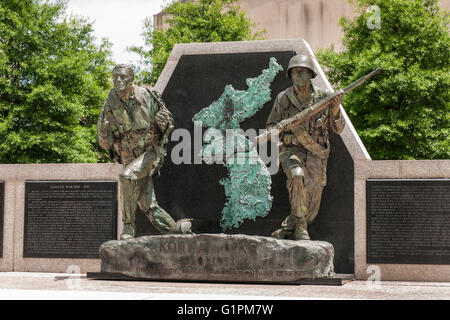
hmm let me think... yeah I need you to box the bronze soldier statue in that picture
[98,64,192,240]
[266,55,345,240]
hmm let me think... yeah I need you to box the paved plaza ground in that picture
[0,272,449,300]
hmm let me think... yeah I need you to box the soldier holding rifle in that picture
[261,54,380,241]
[265,54,345,241]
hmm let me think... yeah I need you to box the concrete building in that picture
[154,0,450,51]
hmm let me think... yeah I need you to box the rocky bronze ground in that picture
[99,234,335,282]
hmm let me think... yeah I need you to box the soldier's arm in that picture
[97,101,115,151]
[316,89,345,135]
[265,93,283,130]
[155,104,174,137]
[146,89,174,174]
[329,94,345,134]
[146,88,174,138]
[145,89,174,154]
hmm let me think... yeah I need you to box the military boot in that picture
[271,215,310,241]
[120,223,135,240]
[170,219,194,235]
[271,216,296,240]
[147,206,194,235]
[293,216,310,241]
[271,228,293,239]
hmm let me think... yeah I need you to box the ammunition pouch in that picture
[292,126,330,160]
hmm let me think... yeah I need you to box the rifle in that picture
[256,68,382,145]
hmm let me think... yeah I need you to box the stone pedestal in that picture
[98,234,335,283]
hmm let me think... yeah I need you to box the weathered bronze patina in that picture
[266,55,345,241]
[97,64,192,240]
[192,58,283,231]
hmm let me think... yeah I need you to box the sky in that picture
[66,0,169,66]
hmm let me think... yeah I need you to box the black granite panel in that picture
[0,181,4,258]
[137,52,355,273]
[367,179,450,264]
[24,181,118,259]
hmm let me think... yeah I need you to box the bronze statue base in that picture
[95,234,337,284]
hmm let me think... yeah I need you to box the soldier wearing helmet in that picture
[266,54,345,240]
[98,64,193,240]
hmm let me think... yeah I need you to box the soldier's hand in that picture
[152,145,167,176]
[155,110,169,132]
[330,93,343,116]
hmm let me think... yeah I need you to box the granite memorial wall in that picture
[0,40,448,281]
[0,163,122,272]
[355,160,450,282]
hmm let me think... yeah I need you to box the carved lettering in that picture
[367,180,450,265]
[237,245,244,255]
[23,181,117,259]
[167,241,177,253]
[159,242,168,253]
[157,239,260,270]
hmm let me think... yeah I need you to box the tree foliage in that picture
[130,0,266,85]
[317,0,449,160]
[0,0,113,163]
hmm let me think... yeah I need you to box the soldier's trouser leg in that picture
[285,166,310,240]
[128,150,193,235]
[137,175,176,234]
[138,176,193,235]
[119,151,160,239]
[272,152,310,240]
[303,156,327,225]
[119,169,140,240]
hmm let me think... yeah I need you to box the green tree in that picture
[0,0,113,163]
[130,0,266,85]
[317,0,449,160]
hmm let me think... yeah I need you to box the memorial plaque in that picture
[0,181,4,258]
[367,179,450,265]
[24,181,117,259]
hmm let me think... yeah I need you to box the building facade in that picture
[154,0,450,51]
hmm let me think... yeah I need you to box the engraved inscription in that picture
[367,180,450,264]
[24,181,117,259]
[156,239,296,276]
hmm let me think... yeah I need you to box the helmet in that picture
[286,55,317,80]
